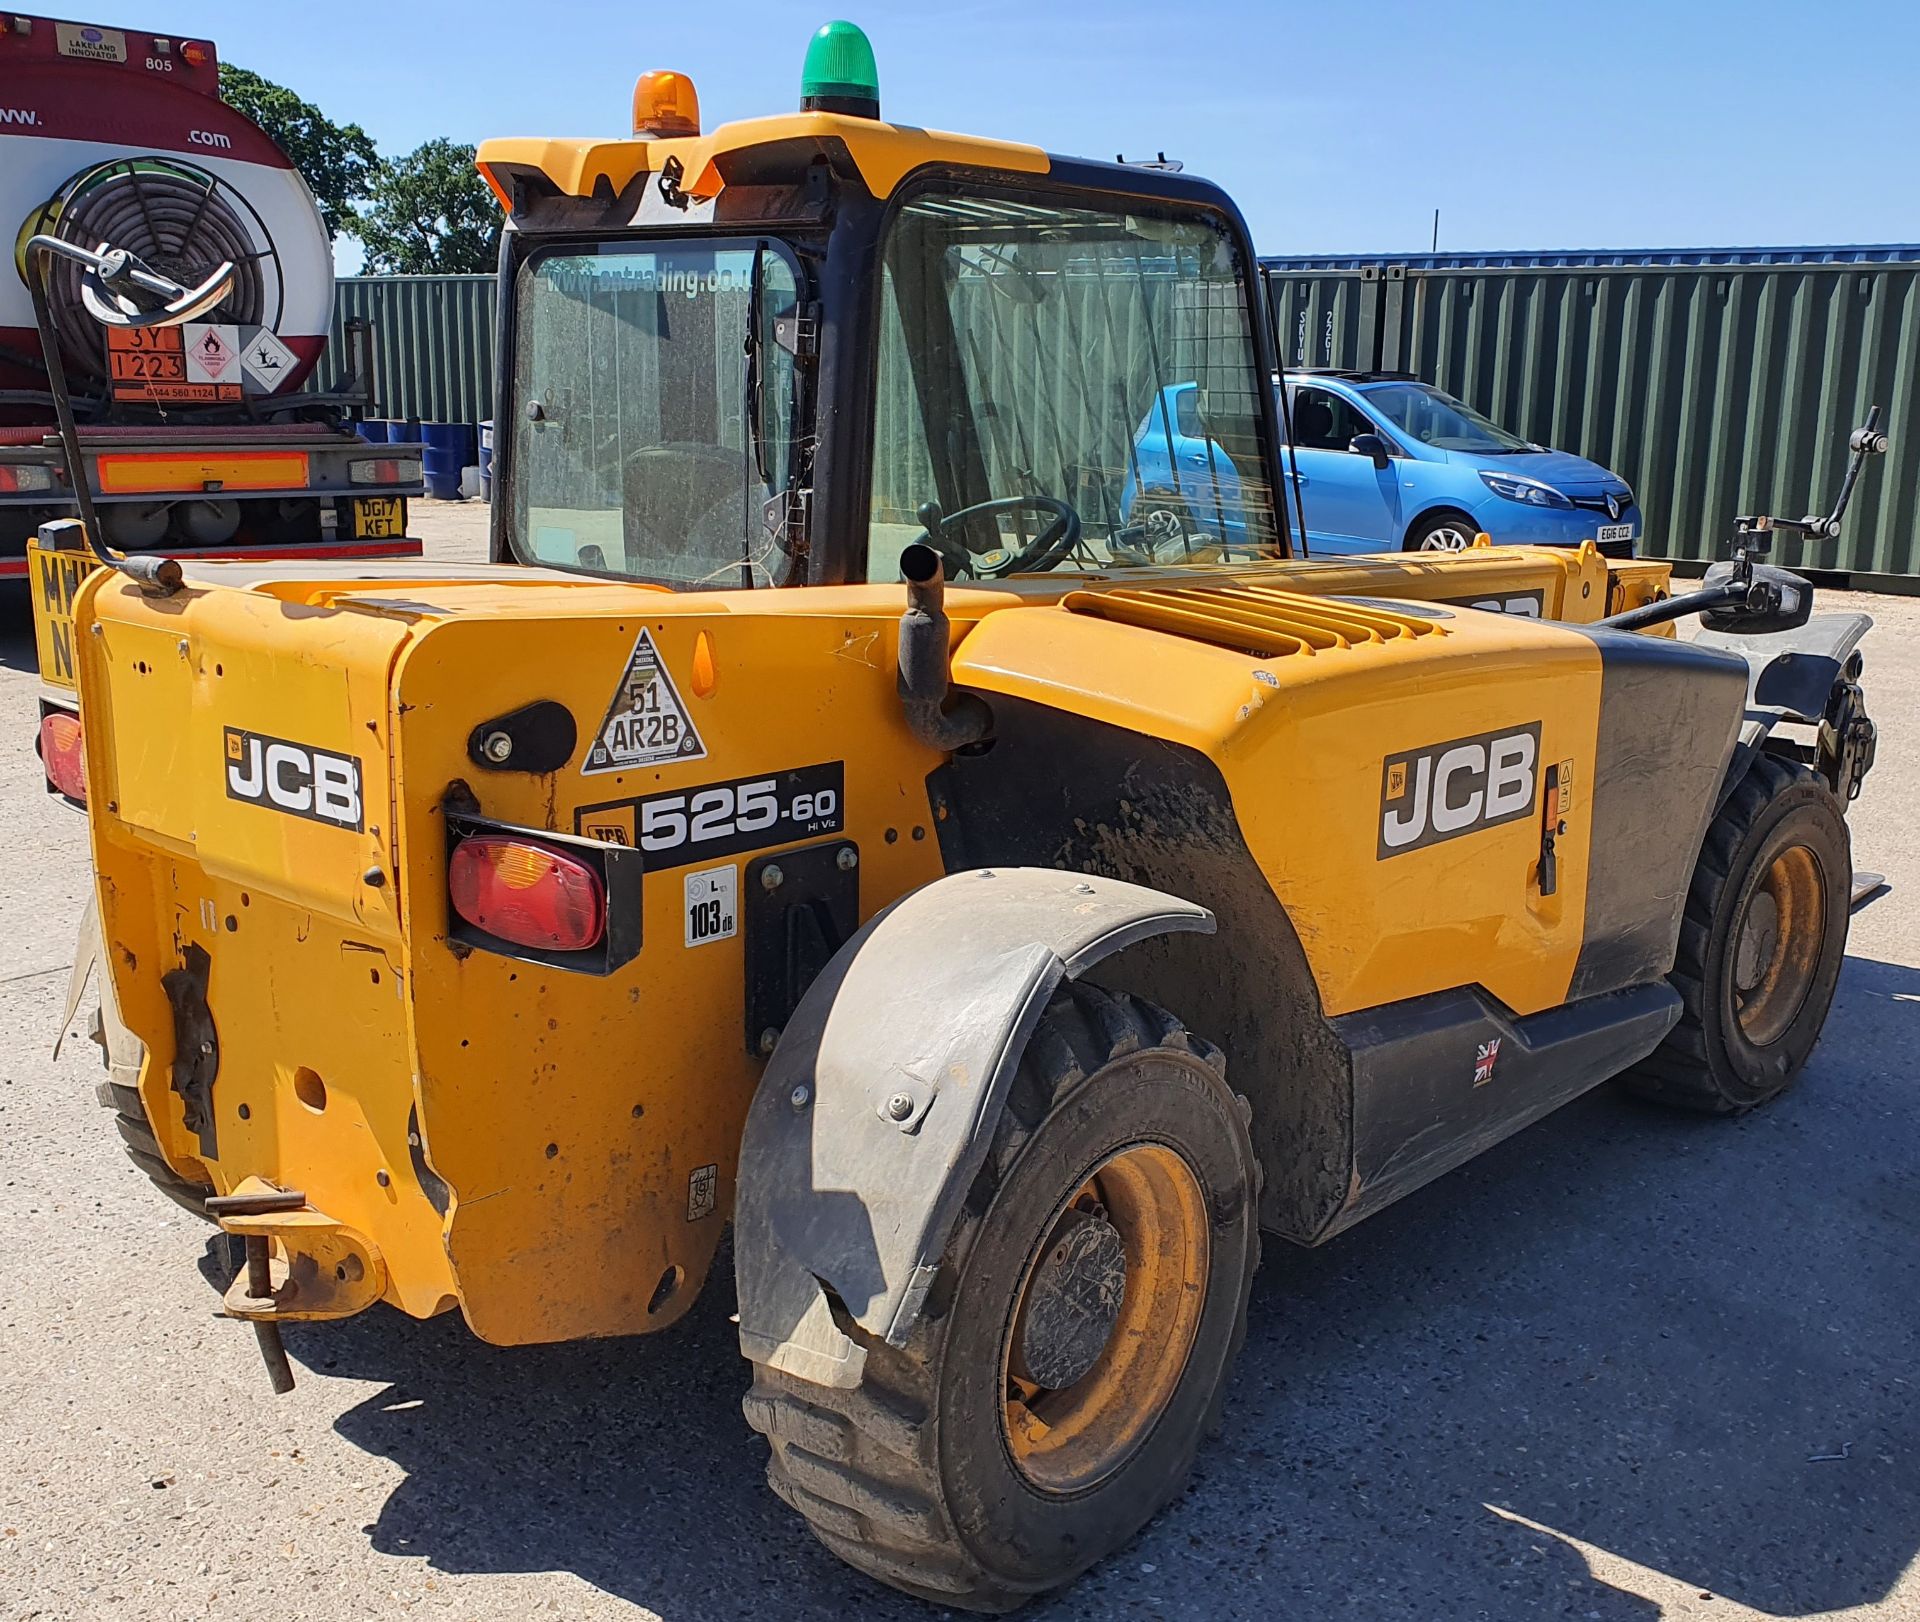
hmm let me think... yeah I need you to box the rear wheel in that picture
[1405,509,1479,552]
[90,997,212,1218]
[1625,754,1850,1112]
[743,982,1260,1611]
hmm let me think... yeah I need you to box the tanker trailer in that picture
[0,11,424,591]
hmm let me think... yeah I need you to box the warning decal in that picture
[183,323,240,384]
[240,327,298,390]
[582,628,707,774]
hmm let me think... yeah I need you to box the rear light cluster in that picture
[349,457,422,486]
[39,710,85,804]
[449,835,605,953]
[0,465,56,494]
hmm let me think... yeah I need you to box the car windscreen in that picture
[1359,382,1532,454]
[510,238,804,588]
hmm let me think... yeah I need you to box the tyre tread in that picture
[743,980,1254,1611]
[1624,753,1845,1112]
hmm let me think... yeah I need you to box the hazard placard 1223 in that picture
[107,325,239,403]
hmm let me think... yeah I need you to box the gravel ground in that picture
[3,503,1916,1621]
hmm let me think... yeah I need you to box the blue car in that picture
[1123,372,1639,558]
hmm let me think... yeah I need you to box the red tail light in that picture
[449,835,605,952]
[39,711,86,804]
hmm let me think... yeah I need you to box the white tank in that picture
[1,15,334,410]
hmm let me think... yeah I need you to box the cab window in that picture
[866,187,1278,579]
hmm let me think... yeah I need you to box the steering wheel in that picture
[911,495,1081,579]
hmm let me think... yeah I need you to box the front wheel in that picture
[1405,509,1480,552]
[1625,754,1850,1111]
[744,982,1260,1611]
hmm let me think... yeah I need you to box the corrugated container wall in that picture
[321,262,1917,581]
[319,274,499,425]
[1264,257,1920,581]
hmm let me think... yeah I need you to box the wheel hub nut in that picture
[1010,1207,1128,1391]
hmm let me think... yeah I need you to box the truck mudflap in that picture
[733,868,1213,1390]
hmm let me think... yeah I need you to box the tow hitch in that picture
[206,1178,388,1394]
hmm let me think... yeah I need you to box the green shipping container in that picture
[1265,256,1919,583]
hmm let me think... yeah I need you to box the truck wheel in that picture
[744,982,1260,1611]
[1625,753,1850,1112]
[89,999,213,1219]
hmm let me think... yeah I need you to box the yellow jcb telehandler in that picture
[31,20,1885,1611]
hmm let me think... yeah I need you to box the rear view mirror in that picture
[1349,432,1391,471]
[1698,559,1814,636]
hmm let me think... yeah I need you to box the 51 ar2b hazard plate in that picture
[583,628,706,773]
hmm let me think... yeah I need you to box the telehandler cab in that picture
[40,20,1886,1611]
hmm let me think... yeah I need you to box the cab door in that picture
[1286,384,1402,552]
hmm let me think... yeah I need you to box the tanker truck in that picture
[1,11,424,592]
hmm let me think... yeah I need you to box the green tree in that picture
[218,63,378,240]
[357,139,502,274]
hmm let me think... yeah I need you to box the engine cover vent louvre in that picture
[1061,585,1444,659]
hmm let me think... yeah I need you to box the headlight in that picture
[1479,471,1572,509]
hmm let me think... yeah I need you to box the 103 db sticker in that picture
[684,865,738,947]
[576,762,843,871]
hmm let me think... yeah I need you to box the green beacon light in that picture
[801,20,880,120]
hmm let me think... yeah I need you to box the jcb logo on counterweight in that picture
[224,727,363,830]
[1379,723,1540,858]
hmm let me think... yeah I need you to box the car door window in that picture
[1291,386,1376,452]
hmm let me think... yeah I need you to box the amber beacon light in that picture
[632,69,701,138]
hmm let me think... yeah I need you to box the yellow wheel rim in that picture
[999,1142,1210,1495]
[1732,843,1826,1048]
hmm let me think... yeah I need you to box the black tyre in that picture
[743,982,1260,1612]
[1405,508,1480,552]
[89,999,213,1218]
[1625,753,1850,1112]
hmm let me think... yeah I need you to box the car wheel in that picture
[1406,510,1479,553]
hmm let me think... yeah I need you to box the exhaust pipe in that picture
[897,543,992,752]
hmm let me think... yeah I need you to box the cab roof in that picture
[477,111,1050,210]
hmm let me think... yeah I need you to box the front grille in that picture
[1595,536,1636,558]
[1568,491,1633,516]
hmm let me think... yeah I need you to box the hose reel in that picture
[15,154,284,389]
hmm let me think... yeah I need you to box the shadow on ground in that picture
[0,600,42,676]
[306,955,1920,1622]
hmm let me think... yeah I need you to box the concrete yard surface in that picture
[2,506,1916,1620]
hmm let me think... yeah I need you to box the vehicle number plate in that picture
[26,540,97,690]
[1596,523,1634,545]
[353,496,405,539]
[684,865,739,947]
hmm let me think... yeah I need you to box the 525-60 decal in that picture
[576,762,844,870]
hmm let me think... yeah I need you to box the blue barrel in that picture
[420,423,475,501]
[357,418,391,443]
[478,420,494,502]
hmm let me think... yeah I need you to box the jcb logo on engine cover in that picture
[224,728,364,831]
[1379,723,1539,858]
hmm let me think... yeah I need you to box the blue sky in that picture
[147,0,1920,266]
